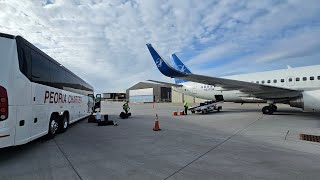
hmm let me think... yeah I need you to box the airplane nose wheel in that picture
[262,106,274,115]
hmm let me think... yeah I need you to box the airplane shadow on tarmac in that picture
[189,109,320,118]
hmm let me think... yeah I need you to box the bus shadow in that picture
[0,117,88,158]
[0,136,48,162]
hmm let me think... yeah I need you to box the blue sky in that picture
[0,0,319,93]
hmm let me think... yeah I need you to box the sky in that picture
[0,0,319,93]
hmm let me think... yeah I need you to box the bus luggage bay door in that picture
[88,94,95,113]
[95,94,101,112]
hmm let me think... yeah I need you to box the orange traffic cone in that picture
[153,114,161,131]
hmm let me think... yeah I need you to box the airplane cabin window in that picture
[296,77,300,81]
[281,79,284,82]
[267,80,271,83]
[289,78,292,82]
[318,76,320,80]
[262,80,265,84]
[303,77,307,81]
[273,79,277,83]
[256,81,259,84]
[310,76,314,80]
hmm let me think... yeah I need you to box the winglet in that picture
[146,44,187,78]
[171,54,191,84]
[172,54,192,74]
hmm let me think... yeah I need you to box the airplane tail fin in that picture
[172,54,191,84]
[146,44,187,78]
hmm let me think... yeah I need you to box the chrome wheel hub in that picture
[63,118,68,129]
[50,120,58,134]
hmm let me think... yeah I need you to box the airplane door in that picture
[286,76,295,87]
[192,86,197,94]
[215,95,224,102]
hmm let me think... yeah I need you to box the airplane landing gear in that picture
[262,104,277,115]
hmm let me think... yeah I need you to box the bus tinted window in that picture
[51,63,66,89]
[31,51,51,84]
[15,36,93,94]
[18,48,26,74]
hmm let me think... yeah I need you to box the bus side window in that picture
[31,50,51,85]
[51,63,66,90]
[17,48,32,79]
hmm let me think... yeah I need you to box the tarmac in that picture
[1,102,320,180]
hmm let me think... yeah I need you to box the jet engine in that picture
[289,90,320,112]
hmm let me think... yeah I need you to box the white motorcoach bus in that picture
[0,33,95,148]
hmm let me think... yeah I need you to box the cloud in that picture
[0,0,319,93]
[187,43,239,65]
[253,28,320,62]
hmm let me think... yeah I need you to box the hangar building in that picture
[126,82,171,103]
[127,82,206,103]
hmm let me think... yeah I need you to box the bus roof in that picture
[0,32,94,91]
[0,32,15,39]
[15,34,94,91]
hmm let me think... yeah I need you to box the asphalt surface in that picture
[1,102,320,180]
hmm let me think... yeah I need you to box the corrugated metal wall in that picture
[171,89,206,103]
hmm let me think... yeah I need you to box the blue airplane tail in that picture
[172,54,191,84]
[146,44,187,78]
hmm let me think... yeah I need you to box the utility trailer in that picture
[189,101,222,114]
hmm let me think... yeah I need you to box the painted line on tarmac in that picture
[164,115,265,180]
[53,139,83,180]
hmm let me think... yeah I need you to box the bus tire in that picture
[47,115,59,139]
[58,114,69,133]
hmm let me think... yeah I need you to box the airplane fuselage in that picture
[174,65,320,104]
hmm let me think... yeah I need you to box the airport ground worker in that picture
[183,100,189,115]
[123,101,130,114]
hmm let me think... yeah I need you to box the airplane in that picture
[146,43,320,115]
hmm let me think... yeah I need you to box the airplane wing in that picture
[146,44,302,100]
[147,80,183,87]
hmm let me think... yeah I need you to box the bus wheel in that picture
[58,115,69,133]
[47,116,59,139]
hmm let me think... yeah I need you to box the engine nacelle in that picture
[303,90,320,112]
[289,90,320,112]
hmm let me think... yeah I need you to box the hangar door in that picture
[129,88,153,103]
